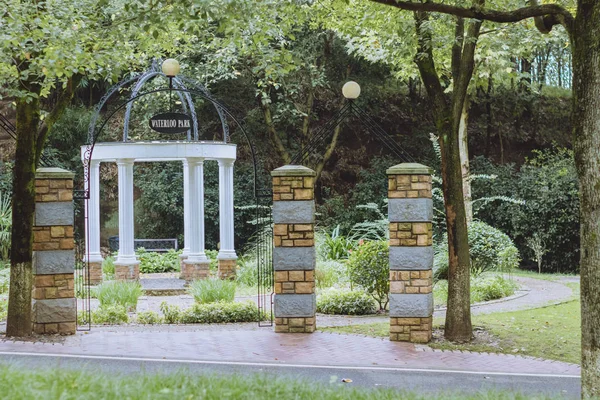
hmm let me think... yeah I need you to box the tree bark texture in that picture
[458,99,473,223]
[573,1,600,396]
[414,11,473,342]
[6,94,41,337]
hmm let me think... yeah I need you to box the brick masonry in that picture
[32,168,76,335]
[272,165,316,333]
[115,264,140,281]
[218,259,237,280]
[387,163,434,344]
[87,262,103,285]
[180,262,210,281]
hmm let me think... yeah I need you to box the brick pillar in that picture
[387,163,433,343]
[272,165,316,333]
[217,259,236,280]
[32,168,77,335]
[87,262,103,285]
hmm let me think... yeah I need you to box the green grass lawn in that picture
[511,269,579,281]
[322,285,581,364]
[0,365,565,400]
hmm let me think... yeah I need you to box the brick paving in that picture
[0,327,580,376]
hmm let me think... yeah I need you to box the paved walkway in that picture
[0,326,580,376]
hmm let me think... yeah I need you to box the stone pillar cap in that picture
[271,165,316,177]
[386,163,433,175]
[36,167,75,179]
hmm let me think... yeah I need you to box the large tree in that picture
[362,0,598,397]
[0,0,187,337]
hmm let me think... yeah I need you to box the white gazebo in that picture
[81,59,238,282]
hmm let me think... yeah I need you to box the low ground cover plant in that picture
[159,300,262,324]
[188,278,236,304]
[102,256,115,279]
[136,248,181,273]
[96,281,143,312]
[315,260,348,289]
[317,290,377,315]
[136,310,163,325]
[434,274,518,305]
[89,304,129,325]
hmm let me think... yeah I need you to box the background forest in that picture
[0,9,575,274]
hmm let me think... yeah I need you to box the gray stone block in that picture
[33,298,76,323]
[389,246,433,270]
[274,293,316,317]
[34,250,75,274]
[35,202,73,226]
[271,165,316,177]
[273,201,314,224]
[273,247,316,270]
[388,198,433,222]
[389,293,433,318]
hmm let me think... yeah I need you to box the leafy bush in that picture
[188,278,236,304]
[316,290,377,315]
[91,304,129,325]
[136,311,163,325]
[0,268,10,296]
[471,149,579,273]
[136,248,181,273]
[205,250,219,273]
[102,256,115,279]
[0,191,11,261]
[96,281,143,312]
[316,225,355,261]
[235,256,257,287]
[180,301,262,324]
[434,275,518,305]
[160,302,183,324]
[433,221,520,280]
[346,240,389,310]
[0,297,7,321]
[315,260,348,289]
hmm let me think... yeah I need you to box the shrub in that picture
[0,268,9,296]
[102,256,115,279]
[205,250,219,274]
[235,256,257,287]
[188,278,236,304]
[136,248,181,273]
[96,281,143,312]
[160,301,183,324]
[315,260,348,289]
[316,225,355,261]
[91,304,129,325]
[136,311,163,325]
[0,297,7,321]
[0,191,11,261]
[180,301,262,324]
[471,149,579,273]
[434,275,518,305]
[433,221,520,280]
[316,290,377,315]
[346,240,389,310]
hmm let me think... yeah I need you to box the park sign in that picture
[149,112,192,134]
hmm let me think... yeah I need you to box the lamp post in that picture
[342,80,361,99]
[162,58,180,112]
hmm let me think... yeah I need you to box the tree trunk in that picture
[573,2,600,396]
[485,74,494,158]
[414,11,473,342]
[458,99,472,223]
[6,95,41,337]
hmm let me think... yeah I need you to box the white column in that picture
[84,160,103,263]
[182,159,191,257]
[115,159,138,265]
[185,158,208,263]
[218,159,237,260]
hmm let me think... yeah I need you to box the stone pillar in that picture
[182,158,210,281]
[84,160,103,284]
[387,163,434,343]
[180,159,191,269]
[32,168,77,335]
[217,159,237,280]
[272,165,316,333]
[115,159,139,280]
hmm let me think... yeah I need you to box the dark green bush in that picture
[434,221,519,281]
[136,248,181,273]
[471,148,579,273]
[346,240,389,310]
[316,290,377,315]
[180,301,262,324]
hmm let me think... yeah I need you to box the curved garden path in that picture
[317,275,575,327]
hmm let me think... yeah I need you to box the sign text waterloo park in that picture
[149,112,193,134]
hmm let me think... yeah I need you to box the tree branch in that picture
[370,0,574,35]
